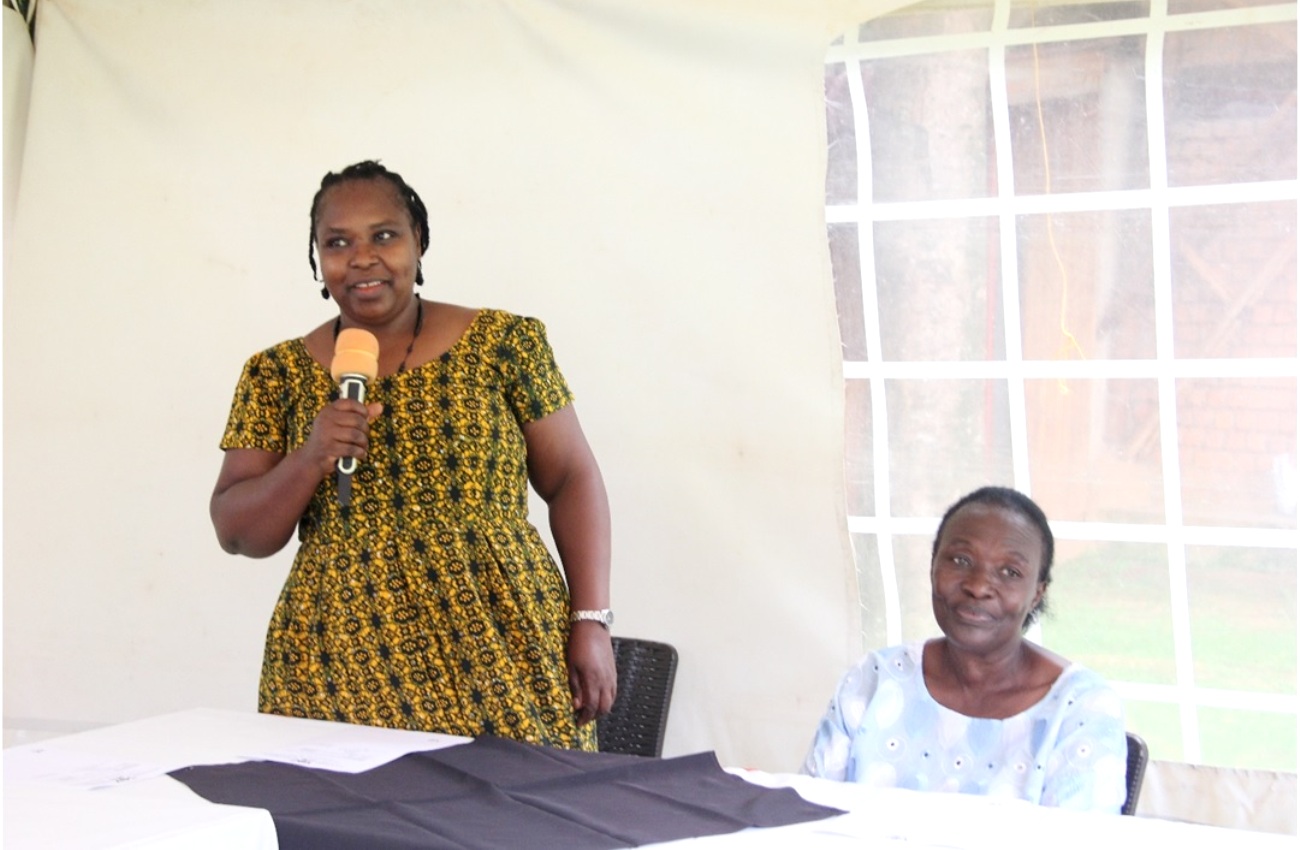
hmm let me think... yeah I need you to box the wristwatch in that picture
[570,609,614,628]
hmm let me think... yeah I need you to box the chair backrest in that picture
[597,637,679,758]
[1123,731,1149,816]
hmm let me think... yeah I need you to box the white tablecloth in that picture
[4,709,1293,849]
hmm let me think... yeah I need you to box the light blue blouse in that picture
[802,641,1128,813]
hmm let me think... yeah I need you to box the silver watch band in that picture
[570,609,614,627]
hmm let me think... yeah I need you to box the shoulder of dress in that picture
[474,307,511,322]
[1052,663,1123,707]
[239,338,317,375]
[245,337,306,358]
[875,641,925,669]
[848,643,915,677]
[465,308,511,337]
[478,310,556,348]
[487,309,545,329]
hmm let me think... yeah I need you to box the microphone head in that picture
[331,328,380,382]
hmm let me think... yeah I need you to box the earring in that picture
[320,287,330,300]
[416,261,424,286]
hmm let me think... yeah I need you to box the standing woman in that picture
[211,161,615,749]
[803,487,1128,811]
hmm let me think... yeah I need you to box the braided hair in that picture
[308,160,431,284]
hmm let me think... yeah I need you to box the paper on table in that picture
[5,723,469,790]
[247,728,467,772]
[3,744,175,790]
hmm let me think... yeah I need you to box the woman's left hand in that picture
[567,622,617,725]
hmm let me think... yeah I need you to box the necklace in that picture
[333,297,424,374]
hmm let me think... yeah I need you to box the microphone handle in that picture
[337,375,368,476]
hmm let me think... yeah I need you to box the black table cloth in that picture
[170,735,843,849]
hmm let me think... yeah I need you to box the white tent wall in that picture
[3,5,32,259]
[2,0,911,769]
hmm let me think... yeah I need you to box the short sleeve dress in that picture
[220,308,595,750]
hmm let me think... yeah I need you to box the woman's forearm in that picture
[211,448,328,558]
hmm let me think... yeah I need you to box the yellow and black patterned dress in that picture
[220,309,594,750]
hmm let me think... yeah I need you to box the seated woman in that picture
[802,486,1128,812]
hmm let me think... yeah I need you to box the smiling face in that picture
[930,502,1047,655]
[314,178,423,324]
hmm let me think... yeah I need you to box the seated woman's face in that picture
[929,503,1046,654]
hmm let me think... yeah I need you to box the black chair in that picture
[597,637,678,758]
[1123,732,1149,816]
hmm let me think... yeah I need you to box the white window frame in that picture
[827,0,1298,766]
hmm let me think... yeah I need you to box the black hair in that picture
[308,160,431,284]
[930,486,1055,628]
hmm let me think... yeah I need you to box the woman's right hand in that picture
[300,398,385,477]
[210,399,382,557]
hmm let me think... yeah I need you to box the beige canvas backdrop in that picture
[3,0,907,770]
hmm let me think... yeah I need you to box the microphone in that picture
[330,328,379,504]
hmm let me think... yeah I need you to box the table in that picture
[3,708,463,849]
[4,708,1293,849]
